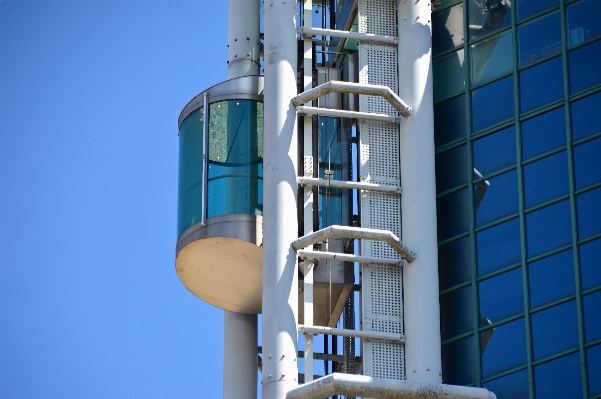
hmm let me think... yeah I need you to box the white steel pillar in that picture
[397,0,443,384]
[224,312,258,399]
[228,0,261,79]
[223,1,261,399]
[262,0,299,398]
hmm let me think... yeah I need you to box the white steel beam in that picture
[298,325,405,342]
[297,176,401,193]
[296,105,400,123]
[397,0,442,384]
[298,26,398,44]
[262,0,299,397]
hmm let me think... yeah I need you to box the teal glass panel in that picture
[177,107,204,238]
[442,335,476,385]
[528,249,575,309]
[588,344,601,396]
[519,56,564,113]
[534,352,582,399]
[532,300,578,360]
[518,11,561,67]
[441,285,473,340]
[318,116,342,228]
[483,369,528,399]
[471,76,514,132]
[475,169,518,227]
[437,188,470,241]
[526,200,572,258]
[473,126,516,176]
[479,267,523,322]
[436,144,467,193]
[468,0,511,41]
[433,3,465,55]
[481,318,527,378]
[433,49,466,104]
[569,39,601,94]
[579,238,601,291]
[574,136,601,190]
[521,106,566,160]
[571,91,601,141]
[523,151,568,209]
[470,30,513,86]
[207,100,263,218]
[584,290,601,343]
[439,236,472,290]
[567,0,601,48]
[517,0,558,21]
[477,218,521,276]
[435,94,466,147]
[576,187,601,239]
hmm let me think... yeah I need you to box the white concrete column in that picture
[223,1,261,399]
[397,0,442,384]
[228,0,261,79]
[262,0,299,398]
[224,311,258,399]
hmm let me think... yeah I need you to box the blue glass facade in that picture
[432,0,601,397]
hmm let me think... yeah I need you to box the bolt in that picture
[269,355,272,359]
[269,374,272,378]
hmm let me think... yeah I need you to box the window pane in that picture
[569,39,601,94]
[441,285,473,340]
[475,169,518,227]
[436,145,467,193]
[519,56,564,113]
[567,0,601,48]
[482,319,527,378]
[433,3,465,55]
[574,136,601,190]
[472,76,514,132]
[532,300,578,361]
[470,30,513,86]
[468,0,511,41]
[577,187,601,240]
[434,49,466,103]
[584,291,601,343]
[483,369,529,399]
[524,151,568,209]
[571,91,601,141]
[587,344,601,397]
[438,188,470,241]
[477,218,521,276]
[435,94,466,147]
[534,352,582,399]
[517,0,558,21]
[579,238,601,291]
[518,11,562,67]
[318,117,342,228]
[526,200,572,258]
[479,267,523,322]
[521,107,566,160]
[442,335,476,385]
[439,236,472,291]
[528,249,575,309]
[177,107,204,238]
[473,125,516,175]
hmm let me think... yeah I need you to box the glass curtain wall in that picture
[432,0,601,397]
[208,100,263,218]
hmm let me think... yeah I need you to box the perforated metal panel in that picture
[358,0,405,382]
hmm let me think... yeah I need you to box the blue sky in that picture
[0,1,232,397]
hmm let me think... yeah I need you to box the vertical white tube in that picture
[397,0,442,384]
[228,0,261,79]
[224,312,258,399]
[302,0,314,385]
[262,0,299,398]
[223,1,261,398]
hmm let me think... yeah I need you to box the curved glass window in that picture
[207,100,263,218]
[177,107,204,238]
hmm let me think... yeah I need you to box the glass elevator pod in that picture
[176,75,264,314]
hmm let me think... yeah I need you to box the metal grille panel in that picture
[358,0,404,383]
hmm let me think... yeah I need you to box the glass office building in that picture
[431,0,601,397]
